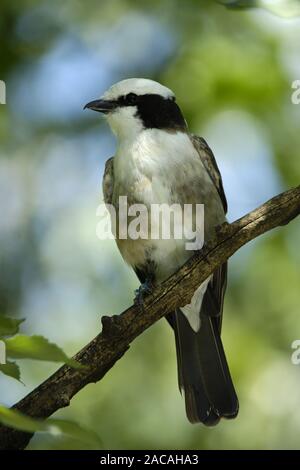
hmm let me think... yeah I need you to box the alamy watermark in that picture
[96,197,205,251]
[0,80,6,104]
[0,340,6,365]
[291,80,300,104]
[291,340,300,365]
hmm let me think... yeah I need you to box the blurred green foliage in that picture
[0,405,102,448]
[0,0,300,450]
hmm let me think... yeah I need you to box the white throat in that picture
[106,106,144,141]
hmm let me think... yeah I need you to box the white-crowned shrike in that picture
[85,78,239,425]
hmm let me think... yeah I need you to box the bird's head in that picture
[84,78,187,139]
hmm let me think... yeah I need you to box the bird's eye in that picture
[126,93,138,105]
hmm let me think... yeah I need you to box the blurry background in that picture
[0,0,300,450]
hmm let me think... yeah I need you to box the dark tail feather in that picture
[173,308,239,425]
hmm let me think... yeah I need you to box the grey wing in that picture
[169,136,237,424]
[102,157,114,205]
[190,134,227,331]
[191,134,227,214]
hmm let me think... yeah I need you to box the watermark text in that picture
[0,80,6,104]
[96,197,205,251]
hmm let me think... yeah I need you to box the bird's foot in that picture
[134,280,153,310]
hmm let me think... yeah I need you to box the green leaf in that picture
[0,405,101,448]
[0,361,21,381]
[4,335,81,368]
[46,419,102,448]
[0,316,25,337]
[0,405,41,433]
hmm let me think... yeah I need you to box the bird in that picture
[84,78,239,425]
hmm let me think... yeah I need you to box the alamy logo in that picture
[291,340,300,365]
[291,80,300,105]
[0,80,6,104]
[96,197,205,251]
[0,340,6,364]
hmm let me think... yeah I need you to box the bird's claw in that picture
[134,280,153,310]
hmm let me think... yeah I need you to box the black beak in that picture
[84,99,117,114]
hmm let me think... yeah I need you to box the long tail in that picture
[171,305,239,425]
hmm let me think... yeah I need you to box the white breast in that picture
[114,129,210,202]
[113,129,220,331]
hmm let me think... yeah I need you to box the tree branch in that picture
[0,186,299,450]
